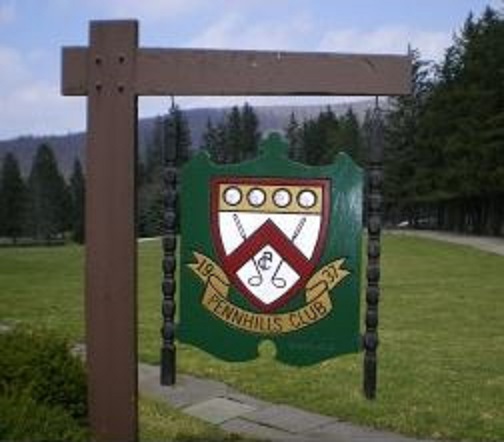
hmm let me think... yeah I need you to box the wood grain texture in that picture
[85,20,138,441]
[63,46,411,96]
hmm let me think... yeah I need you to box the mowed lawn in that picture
[0,234,503,442]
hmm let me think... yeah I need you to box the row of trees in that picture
[201,103,365,168]
[285,107,366,166]
[5,4,502,244]
[202,103,260,163]
[384,6,504,235]
[138,102,262,237]
[0,147,85,244]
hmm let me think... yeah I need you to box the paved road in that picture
[389,229,504,256]
[139,364,435,442]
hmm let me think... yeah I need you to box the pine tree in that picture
[226,106,243,163]
[69,158,85,244]
[285,112,304,163]
[201,119,219,161]
[241,102,260,160]
[381,7,504,234]
[165,104,191,168]
[144,116,164,183]
[0,153,27,243]
[138,103,193,237]
[138,181,164,237]
[339,108,363,164]
[415,7,504,233]
[215,122,228,163]
[201,118,229,163]
[302,107,340,165]
[384,51,433,224]
[27,144,70,241]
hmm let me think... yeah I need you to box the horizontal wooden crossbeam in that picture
[62,46,411,97]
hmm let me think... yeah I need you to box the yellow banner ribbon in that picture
[188,251,349,334]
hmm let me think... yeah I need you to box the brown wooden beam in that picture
[136,48,410,96]
[85,20,138,442]
[61,47,87,96]
[63,47,411,97]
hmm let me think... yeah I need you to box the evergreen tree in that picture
[0,153,27,243]
[225,106,243,163]
[215,122,228,163]
[69,158,85,244]
[165,103,191,167]
[302,119,324,165]
[138,181,164,237]
[285,112,304,162]
[201,119,220,161]
[418,7,503,233]
[27,144,70,241]
[302,107,340,165]
[138,103,192,237]
[200,103,262,164]
[384,51,433,224]
[241,102,260,160]
[339,108,363,164]
[381,7,504,234]
[144,116,164,182]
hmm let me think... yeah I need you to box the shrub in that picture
[0,327,87,421]
[0,393,88,442]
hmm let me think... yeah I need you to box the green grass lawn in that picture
[1,235,503,441]
[140,396,255,441]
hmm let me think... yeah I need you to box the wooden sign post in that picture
[62,19,410,442]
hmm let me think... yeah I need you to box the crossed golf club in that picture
[232,213,306,289]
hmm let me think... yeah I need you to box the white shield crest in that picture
[211,177,330,312]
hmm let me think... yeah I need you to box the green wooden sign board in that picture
[179,134,363,366]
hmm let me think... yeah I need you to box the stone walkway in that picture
[139,364,434,442]
[389,229,504,256]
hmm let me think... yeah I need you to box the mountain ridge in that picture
[0,100,375,177]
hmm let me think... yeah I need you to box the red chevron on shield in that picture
[211,177,330,313]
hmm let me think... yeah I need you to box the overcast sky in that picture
[0,0,498,140]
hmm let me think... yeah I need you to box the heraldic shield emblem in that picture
[178,134,363,366]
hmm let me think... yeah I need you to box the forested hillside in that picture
[0,101,372,178]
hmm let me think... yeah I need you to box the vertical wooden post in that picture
[364,102,383,399]
[85,21,138,441]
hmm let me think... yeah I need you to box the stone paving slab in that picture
[138,365,229,409]
[306,421,429,442]
[183,397,257,424]
[221,417,295,440]
[242,404,335,433]
[225,391,272,410]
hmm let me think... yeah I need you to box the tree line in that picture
[137,101,365,237]
[138,102,261,236]
[384,6,504,235]
[0,146,85,244]
[284,107,365,166]
[3,5,502,243]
